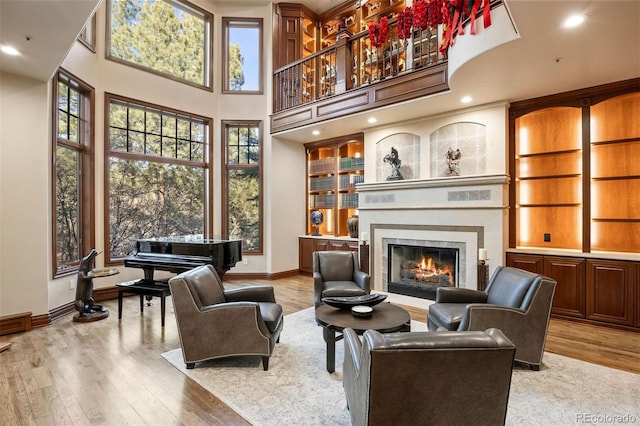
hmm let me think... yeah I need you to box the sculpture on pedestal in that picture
[73,249,118,322]
[383,146,403,181]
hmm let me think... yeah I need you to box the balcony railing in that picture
[273,17,445,114]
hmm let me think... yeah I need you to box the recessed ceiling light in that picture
[563,14,586,28]
[312,130,320,136]
[1,45,20,56]
[367,117,377,124]
[461,96,473,104]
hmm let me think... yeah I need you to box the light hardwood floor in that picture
[0,274,638,425]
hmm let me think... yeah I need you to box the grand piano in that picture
[124,236,243,281]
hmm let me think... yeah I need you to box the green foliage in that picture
[109,158,205,257]
[227,169,259,250]
[228,43,245,90]
[55,146,80,268]
[110,0,207,86]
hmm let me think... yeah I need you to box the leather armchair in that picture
[313,251,370,308]
[343,328,516,426]
[168,265,283,370]
[427,266,557,370]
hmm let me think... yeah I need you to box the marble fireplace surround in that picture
[357,174,509,298]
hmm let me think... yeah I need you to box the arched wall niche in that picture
[430,122,487,177]
[375,132,420,182]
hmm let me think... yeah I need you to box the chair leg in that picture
[186,363,195,369]
[262,356,269,371]
[530,364,541,371]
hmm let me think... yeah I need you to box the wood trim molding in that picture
[0,312,32,336]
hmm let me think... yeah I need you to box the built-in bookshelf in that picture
[509,79,639,255]
[305,133,364,237]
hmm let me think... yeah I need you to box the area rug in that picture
[162,308,640,425]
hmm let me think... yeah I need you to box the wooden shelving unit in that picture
[514,106,583,249]
[305,133,364,237]
[590,92,640,253]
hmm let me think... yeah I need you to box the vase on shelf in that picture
[347,214,359,238]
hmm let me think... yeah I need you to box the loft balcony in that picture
[271,19,448,133]
[270,0,507,135]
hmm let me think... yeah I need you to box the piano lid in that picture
[134,235,243,258]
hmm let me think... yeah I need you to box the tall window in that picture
[78,13,96,51]
[107,0,213,90]
[106,94,212,262]
[222,17,262,93]
[222,121,262,253]
[53,71,94,277]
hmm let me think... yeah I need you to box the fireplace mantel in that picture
[356,174,509,297]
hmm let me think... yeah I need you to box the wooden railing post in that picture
[334,38,352,95]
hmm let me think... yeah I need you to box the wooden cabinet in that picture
[299,236,359,273]
[273,4,317,69]
[306,133,364,237]
[505,253,543,274]
[506,252,638,331]
[544,256,586,318]
[509,81,639,254]
[586,259,635,326]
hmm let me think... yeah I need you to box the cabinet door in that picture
[506,253,544,274]
[314,239,329,252]
[544,256,586,318]
[586,259,634,326]
[299,238,315,273]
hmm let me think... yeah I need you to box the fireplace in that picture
[387,244,459,300]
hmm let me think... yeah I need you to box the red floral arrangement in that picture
[412,1,428,31]
[397,7,413,40]
[368,16,390,48]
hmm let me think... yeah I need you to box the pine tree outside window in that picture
[222,121,262,253]
[53,71,94,277]
[222,17,262,94]
[105,94,212,263]
[107,0,213,90]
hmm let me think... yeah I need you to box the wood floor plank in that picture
[0,273,637,425]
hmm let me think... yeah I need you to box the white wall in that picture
[0,72,51,315]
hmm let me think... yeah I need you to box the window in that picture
[53,71,94,277]
[78,13,96,51]
[107,0,213,90]
[222,121,262,253]
[222,18,262,93]
[106,94,212,263]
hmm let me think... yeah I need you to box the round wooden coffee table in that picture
[315,302,411,373]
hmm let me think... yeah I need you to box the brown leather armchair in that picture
[168,265,283,370]
[427,266,557,370]
[313,251,370,308]
[343,328,516,426]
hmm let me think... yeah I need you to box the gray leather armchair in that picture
[343,328,516,426]
[168,265,283,370]
[313,251,370,308]
[427,266,556,370]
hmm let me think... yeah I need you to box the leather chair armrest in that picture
[458,303,526,331]
[436,287,488,304]
[344,328,363,372]
[313,272,324,306]
[224,285,276,303]
[353,270,371,293]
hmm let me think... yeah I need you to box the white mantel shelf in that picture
[356,174,510,192]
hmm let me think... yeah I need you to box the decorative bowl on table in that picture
[351,305,373,318]
[321,293,387,310]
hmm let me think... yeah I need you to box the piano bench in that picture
[117,280,171,327]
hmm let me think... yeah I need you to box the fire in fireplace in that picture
[387,244,459,300]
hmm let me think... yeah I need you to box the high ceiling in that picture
[1,0,638,142]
